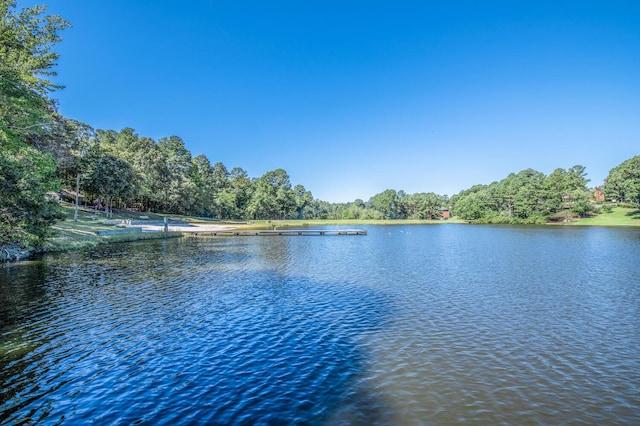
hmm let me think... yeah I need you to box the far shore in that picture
[2,205,638,263]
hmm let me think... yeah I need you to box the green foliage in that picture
[228,167,252,217]
[451,188,495,221]
[0,1,70,141]
[367,189,399,218]
[601,203,613,213]
[83,151,138,212]
[604,155,640,205]
[569,189,594,217]
[247,169,294,219]
[397,192,447,219]
[450,166,591,224]
[0,138,63,248]
[74,127,315,221]
[0,1,68,250]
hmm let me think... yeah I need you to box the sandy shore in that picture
[129,223,237,233]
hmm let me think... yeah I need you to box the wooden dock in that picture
[193,229,367,237]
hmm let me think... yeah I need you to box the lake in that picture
[1,225,639,424]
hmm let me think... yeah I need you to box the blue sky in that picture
[37,0,640,202]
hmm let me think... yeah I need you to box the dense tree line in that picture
[447,160,640,225]
[449,166,594,224]
[67,127,317,221]
[52,125,450,223]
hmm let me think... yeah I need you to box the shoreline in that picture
[2,208,638,263]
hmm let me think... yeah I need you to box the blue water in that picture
[1,225,640,424]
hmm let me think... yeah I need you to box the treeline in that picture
[320,190,448,220]
[450,166,593,224]
[56,126,450,222]
[51,121,638,227]
[448,157,640,224]
[57,125,315,220]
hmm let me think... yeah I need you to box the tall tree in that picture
[44,116,95,188]
[189,154,215,216]
[541,168,573,214]
[247,168,296,219]
[293,184,313,219]
[509,169,545,220]
[156,135,194,214]
[84,151,138,214]
[1,1,70,142]
[229,167,251,218]
[451,185,494,221]
[368,189,399,218]
[400,192,446,219]
[1,1,69,250]
[210,162,234,218]
[604,155,640,205]
[211,162,229,190]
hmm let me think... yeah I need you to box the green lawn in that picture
[44,205,183,253]
[569,206,640,227]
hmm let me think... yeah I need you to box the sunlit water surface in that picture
[1,225,640,424]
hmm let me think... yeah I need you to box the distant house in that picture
[593,187,605,202]
[438,207,450,220]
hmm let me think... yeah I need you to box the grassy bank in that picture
[35,206,185,258]
[246,208,639,228]
[567,206,640,227]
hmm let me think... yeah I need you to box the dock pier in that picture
[192,229,367,237]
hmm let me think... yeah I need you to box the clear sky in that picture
[36,0,640,202]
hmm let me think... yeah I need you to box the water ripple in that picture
[2,227,640,424]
